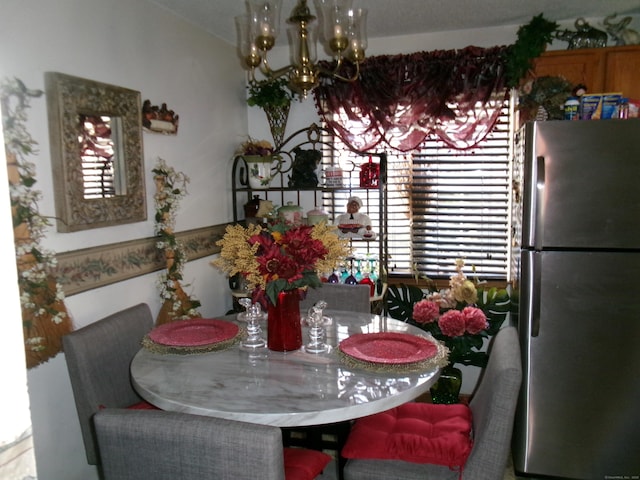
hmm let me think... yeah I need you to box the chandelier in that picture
[236,0,367,98]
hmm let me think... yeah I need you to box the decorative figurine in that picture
[335,196,376,239]
[288,147,321,188]
[603,14,640,46]
[555,18,608,49]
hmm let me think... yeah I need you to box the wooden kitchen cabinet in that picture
[533,45,640,99]
[603,47,640,99]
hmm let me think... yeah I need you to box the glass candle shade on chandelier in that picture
[236,0,367,97]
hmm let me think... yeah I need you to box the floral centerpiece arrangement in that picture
[213,219,348,307]
[213,218,348,351]
[386,259,510,402]
[410,259,510,368]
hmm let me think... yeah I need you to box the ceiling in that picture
[147,0,640,46]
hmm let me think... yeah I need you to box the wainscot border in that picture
[55,224,229,296]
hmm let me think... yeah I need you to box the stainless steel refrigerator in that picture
[511,119,640,480]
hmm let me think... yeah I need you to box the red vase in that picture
[267,290,302,352]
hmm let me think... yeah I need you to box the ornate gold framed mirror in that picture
[45,72,146,232]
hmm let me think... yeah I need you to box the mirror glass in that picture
[78,113,129,199]
[45,72,146,232]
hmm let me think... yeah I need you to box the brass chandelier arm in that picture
[318,57,361,83]
[258,53,294,81]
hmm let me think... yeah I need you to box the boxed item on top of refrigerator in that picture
[580,93,622,119]
[628,99,640,118]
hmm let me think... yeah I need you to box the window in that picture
[322,95,514,281]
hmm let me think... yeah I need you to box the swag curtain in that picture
[313,46,510,152]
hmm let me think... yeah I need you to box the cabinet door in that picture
[533,49,603,91]
[604,46,640,99]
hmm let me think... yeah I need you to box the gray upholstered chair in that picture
[62,303,155,465]
[342,326,522,480]
[292,283,372,479]
[300,283,371,313]
[94,409,331,480]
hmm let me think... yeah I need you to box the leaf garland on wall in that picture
[152,158,201,325]
[1,78,72,369]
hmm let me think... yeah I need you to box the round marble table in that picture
[131,310,442,427]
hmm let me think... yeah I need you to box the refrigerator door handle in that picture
[534,156,545,251]
[531,252,542,337]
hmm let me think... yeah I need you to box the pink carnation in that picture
[438,310,466,337]
[412,300,440,324]
[463,306,488,334]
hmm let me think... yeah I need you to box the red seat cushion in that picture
[126,401,159,410]
[284,447,332,480]
[342,402,473,469]
[98,401,159,410]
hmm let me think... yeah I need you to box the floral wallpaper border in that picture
[54,224,228,296]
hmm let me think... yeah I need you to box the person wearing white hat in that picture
[336,196,376,239]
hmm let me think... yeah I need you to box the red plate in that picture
[339,332,438,364]
[148,319,239,347]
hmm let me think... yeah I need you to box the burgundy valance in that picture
[313,46,510,152]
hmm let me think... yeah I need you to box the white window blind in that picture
[409,102,513,280]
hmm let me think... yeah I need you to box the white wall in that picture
[0,1,246,478]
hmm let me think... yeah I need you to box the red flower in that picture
[412,300,440,324]
[438,310,466,337]
[249,231,276,251]
[254,242,303,283]
[282,226,328,266]
[462,306,488,334]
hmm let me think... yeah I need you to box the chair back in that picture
[465,325,522,479]
[62,303,154,465]
[300,283,370,313]
[94,409,286,480]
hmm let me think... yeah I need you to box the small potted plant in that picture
[236,137,280,189]
[247,78,295,147]
[247,78,294,109]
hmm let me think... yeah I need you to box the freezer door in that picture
[521,119,640,250]
[513,250,640,479]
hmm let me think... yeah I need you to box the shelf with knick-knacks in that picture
[230,124,389,300]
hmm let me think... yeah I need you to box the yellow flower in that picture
[447,258,478,304]
[212,223,264,289]
[453,279,478,304]
[310,222,351,275]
